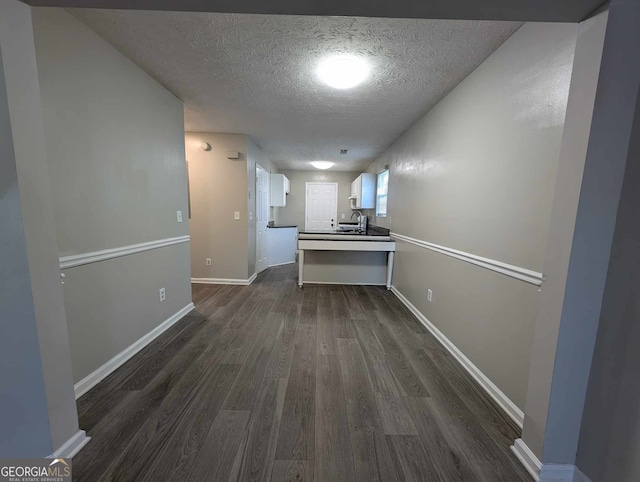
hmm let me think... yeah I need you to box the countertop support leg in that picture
[386,251,395,290]
[298,249,304,288]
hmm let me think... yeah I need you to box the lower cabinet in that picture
[268,227,297,266]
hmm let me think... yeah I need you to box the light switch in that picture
[234,211,240,220]
[176,210,183,223]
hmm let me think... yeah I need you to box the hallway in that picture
[73,264,530,481]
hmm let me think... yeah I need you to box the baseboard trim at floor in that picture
[49,430,91,459]
[73,302,195,399]
[268,261,296,267]
[192,273,257,285]
[390,285,525,428]
[303,281,386,286]
[511,438,541,480]
[540,464,592,482]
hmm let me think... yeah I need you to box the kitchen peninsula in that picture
[297,225,396,288]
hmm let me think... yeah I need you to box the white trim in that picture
[268,261,296,268]
[540,464,592,482]
[511,438,541,481]
[60,235,190,270]
[391,285,525,427]
[304,181,338,231]
[302,281,386,286]
[48,430,91,459]
[74,303,195,399]
[510,439,593,482]
[390,232,545,286]
[191,273,257,285]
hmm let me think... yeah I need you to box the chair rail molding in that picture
[59,235,190,269]
[390,232,545,286]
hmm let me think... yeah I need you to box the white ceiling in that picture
[70,10,521,171]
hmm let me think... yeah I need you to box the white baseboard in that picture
[512,438,541,480]
[48,430,91,459]
[390,285,524,427]
[268,261,296,267]
[303,281,386,286]
[510,438,592,482]
[74,302,195,399]
[192,273,257,285]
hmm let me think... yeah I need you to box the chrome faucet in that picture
[351,210,367,232]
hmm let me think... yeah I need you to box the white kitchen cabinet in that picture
[349,173,376,209]
[270,173,290,207]
[268,227,297,266]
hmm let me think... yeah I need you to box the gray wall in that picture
[187,132,249,280]
[276,169,359,229]
[539,0,640,469]
[576,81,640,482]
[521,9,608,458]
[363,22,578,409]
[0,44,52,458]
[186,132,277,280]
[33,8,192,383]
[1,0,79,454]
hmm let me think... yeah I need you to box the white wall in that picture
[363,22,578,410]
[33,8,192,384]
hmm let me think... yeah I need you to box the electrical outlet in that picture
[341,213,345,219]
[249,211,253,221]
[159,287,166,302]
[234,211,240,220]
[206,258,212,266]
[427,289,433,302]
[176,210,183,223]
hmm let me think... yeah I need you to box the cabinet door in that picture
[270,174,286,207]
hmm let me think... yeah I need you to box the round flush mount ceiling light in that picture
[311,161,334,170]
[317,55,370,89]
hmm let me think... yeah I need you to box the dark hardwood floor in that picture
[73,264,531,481]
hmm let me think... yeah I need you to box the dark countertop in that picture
[268,224,298,229]
[299,225,390,237]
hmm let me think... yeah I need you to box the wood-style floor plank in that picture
[185,410,251,482]
[315,355,356,482]
[271,460,313,482]
[337,338,401,482]
[235,377,288,482]
[275,325,316,460]
[74,264,531,482]
[352,319,418,436]
[387,435,440,482]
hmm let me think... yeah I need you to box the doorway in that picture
[256,164,270,273]
[305,182,338,231]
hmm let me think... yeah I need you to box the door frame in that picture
[305,181,338,231]
[256,163,269,273]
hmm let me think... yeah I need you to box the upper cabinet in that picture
[349,173,376,209]
[270,173,290,207]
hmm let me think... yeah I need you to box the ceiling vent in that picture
[340,149,348,155]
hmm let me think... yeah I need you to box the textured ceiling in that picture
[69,10,521,171]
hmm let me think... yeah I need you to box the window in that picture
[376,169,389,217]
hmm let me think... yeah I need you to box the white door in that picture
[256,165,269,273]
[305,182,338,231]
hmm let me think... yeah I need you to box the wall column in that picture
[0,0,84,456]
